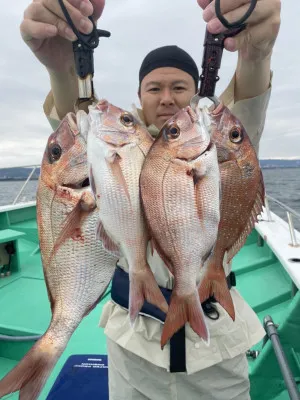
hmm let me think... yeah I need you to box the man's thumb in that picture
[224,29,251,54]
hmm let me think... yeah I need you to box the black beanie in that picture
[139,45,199,91]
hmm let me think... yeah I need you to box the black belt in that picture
[110,266,236,373]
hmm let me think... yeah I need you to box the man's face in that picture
[139,67,197,130]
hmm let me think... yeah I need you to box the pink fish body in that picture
[140,106,221,349]
[87,100,168,323]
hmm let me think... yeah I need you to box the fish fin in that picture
[143,223,173,274]
[106,152,131,203]
[141,195,174,274]
[149,238,155,256]
[96,220,121,257]
[0,331,65,400]
[191,167,207,226]
[227,174,265,263]
[49,196,88,263]
[161,291,209,349]
[199,266,235,321]
[129,266,169,323]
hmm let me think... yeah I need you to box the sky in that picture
[0,0,299,168]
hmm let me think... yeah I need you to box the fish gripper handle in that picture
[72,28,111,80]
[198,26,246,98]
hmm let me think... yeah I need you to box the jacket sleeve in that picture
[43,90,99,131]
[219,71,273,156]
[43,90,62,132]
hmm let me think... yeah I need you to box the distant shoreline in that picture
[260,166,300,170]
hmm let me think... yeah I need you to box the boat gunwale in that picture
[255,209,300,290]
[0,201,36,213]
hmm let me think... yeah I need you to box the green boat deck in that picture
[0,203,300,399]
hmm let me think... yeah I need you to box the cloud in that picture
[0,0,299,168]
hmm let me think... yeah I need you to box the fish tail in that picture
[161,291,209,349]
[129,266,169,324]
[0,331,66,400]
[199,268,235,321]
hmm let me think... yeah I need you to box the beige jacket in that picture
[43,71,272,375]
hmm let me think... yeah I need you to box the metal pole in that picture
[264,316,300,400]
[287,212,299,247]
[267,195,300,221]
[13,167,36,205]
[264,196,273,222]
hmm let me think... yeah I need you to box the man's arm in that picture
[48,67,79,120]
[235,55,271,102]
[20,0,105,126]
[199,0,281,101]
[219,62,272,156]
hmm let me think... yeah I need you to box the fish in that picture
[139,106,221,349]
[0,111,117,400]
[87,100,169,323]
[198,103,265,320]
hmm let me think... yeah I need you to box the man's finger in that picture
[30,2,81,41]
[205,0,276,34]
[197,0,211,10]
[203,0,256,21]
[20,19,57,50]
[43,0,93,34]
[224,20,280,55]
[68,0,94,17]
[90,0,105,20]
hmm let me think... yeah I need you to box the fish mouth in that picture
[192,140,214,161]
[63,177,90,190]
[178,140,214,162]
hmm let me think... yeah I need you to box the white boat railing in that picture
[0,165,40,206]
[265,194,300,247]
[12,165,40,205]
[2,166,300,248]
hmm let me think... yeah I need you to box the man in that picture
[21,0,281,398]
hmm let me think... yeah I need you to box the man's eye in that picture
[174,86,186,91]
[148,87,160,92]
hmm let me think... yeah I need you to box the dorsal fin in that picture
[226,171,265,263]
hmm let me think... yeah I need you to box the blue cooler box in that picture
[47,355,109,399]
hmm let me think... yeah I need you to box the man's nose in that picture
[160,89,175,106]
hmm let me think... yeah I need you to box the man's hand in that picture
[197,0,281,62]
[20,0,105,73]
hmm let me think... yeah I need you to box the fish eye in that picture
[120,112,134,126]
[49,143,62,162]
[229,127,243,143]
[166,124,180,139]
